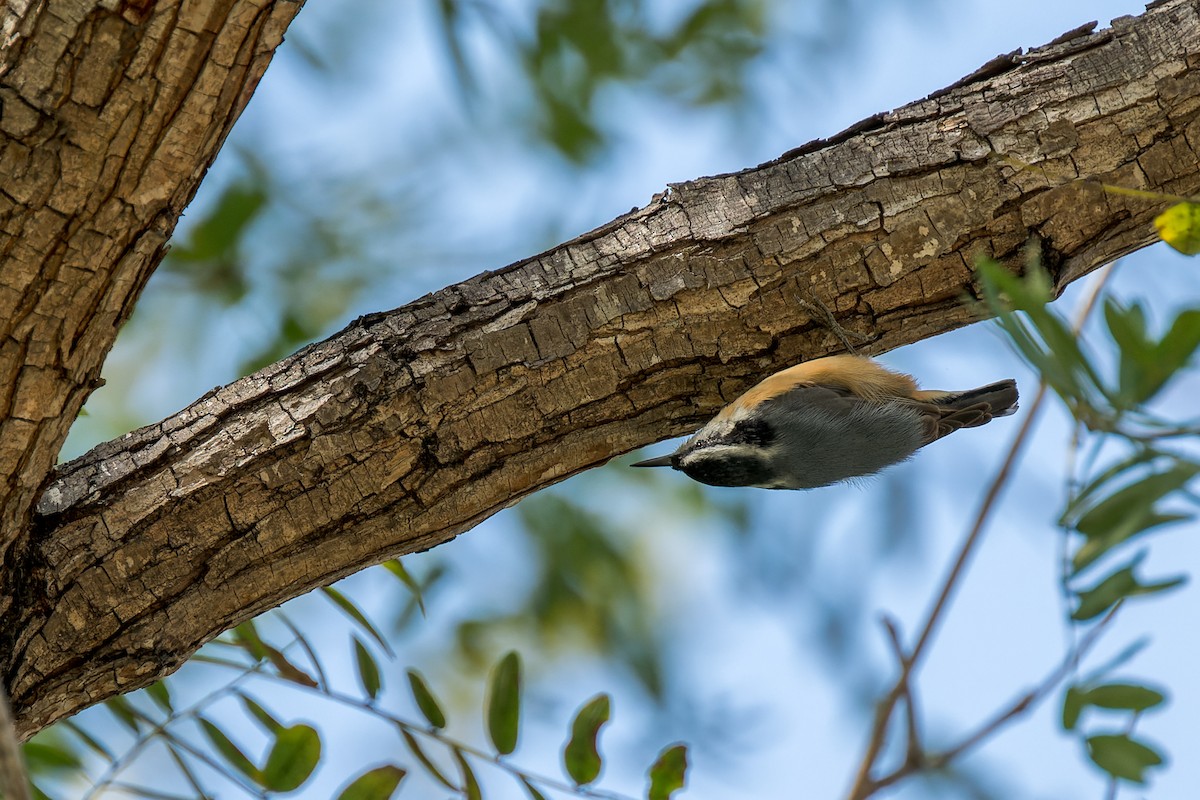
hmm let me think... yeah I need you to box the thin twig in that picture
[159,649,640,800]
[910,384,1045,666]
[796,292,869,355]
[82,653,274,800]
[934,602,1119,766]
[906,260,1118,673]
[847,385,1048,800]
[846,264,1117,800]
[880,617,922,768]
[872,604,1121,793]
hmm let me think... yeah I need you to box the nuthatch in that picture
[631,355,1018,489]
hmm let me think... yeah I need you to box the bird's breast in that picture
[768,401,927,489]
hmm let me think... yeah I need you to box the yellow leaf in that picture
[1154,202,1200,255]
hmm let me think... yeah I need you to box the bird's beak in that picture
[630,454,676,469]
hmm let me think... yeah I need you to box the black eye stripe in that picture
[730,418,774,447]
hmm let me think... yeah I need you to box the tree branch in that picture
[5,1,1200,739]
[0,0,306,563]
[846,256,1119,799]
[873,604,1121,795]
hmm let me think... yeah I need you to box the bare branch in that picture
[930,604,1120,769]
[846,253,1120,799]
[880,618,923,769]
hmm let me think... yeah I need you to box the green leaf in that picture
[1087,733,1165,783]
[977,259,1108,410]
[170,182,266,266]
[1075,463,1200,539]
[239,692,284,735]
[1072,556,1186,620]
[1136,308,1200,404]
[267,649,318,687]
[647,744,688,800]
[382,559,426,616]
[23,740,83,773]
[400,728,458,790]
[1106,301,1200,406]
[520,777,550,800]
[321,586,395,657]
[1065,683,1168,730]
[199,717,260,782]
[234,620,318,687]
[106,695,142,732]
[278,613,329,690]
[406,669,447,729]
[261,724,322,792]
[1156,309,1200,371]
[336,765,407,800]
[1070,461,1200,574]
[263,647,318,687]
[233,620,270,661]
[63,720,113,759]
[487,651,522,755]
[1062,449,1163,526]
[454,749,482,800]
[354,637,382,701]
[563,693,610,786]
[1082,683,1167,712]
[1062,686,1084,731]
[1155,201,1200,255]
[145,680,173,714]
[1105,299,1155,407]
[1074,512,1191,575]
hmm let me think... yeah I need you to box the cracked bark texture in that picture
[0,0,303,590]
[3,0,1200,739]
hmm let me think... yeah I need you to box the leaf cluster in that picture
[23,590,686,800]
[977,258,1199,788]
[432,0,765,161]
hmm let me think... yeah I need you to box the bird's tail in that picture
[920,379,1020,419]
[910,380,1019,442]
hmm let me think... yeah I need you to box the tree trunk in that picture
[3,0,1200,739]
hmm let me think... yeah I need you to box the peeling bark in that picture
[3,1,1200,738]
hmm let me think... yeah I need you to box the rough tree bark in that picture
[1,0,304,736]
[2,0,1199,739]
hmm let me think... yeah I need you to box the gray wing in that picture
[767,384,992,448]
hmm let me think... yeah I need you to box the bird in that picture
[630,355,1018,489]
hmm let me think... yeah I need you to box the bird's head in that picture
[631,417,777,488]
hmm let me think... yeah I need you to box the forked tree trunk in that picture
[2,0,1199,738]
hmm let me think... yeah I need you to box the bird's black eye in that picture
[730,417,774,447]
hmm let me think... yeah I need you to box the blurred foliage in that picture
[978,256,1200,791]
[157,152,384,377]
[21,634,686,800]
[440,476,750,702]
[434,0,766,160]
[430,0,924,163]
[16,468,735,799]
